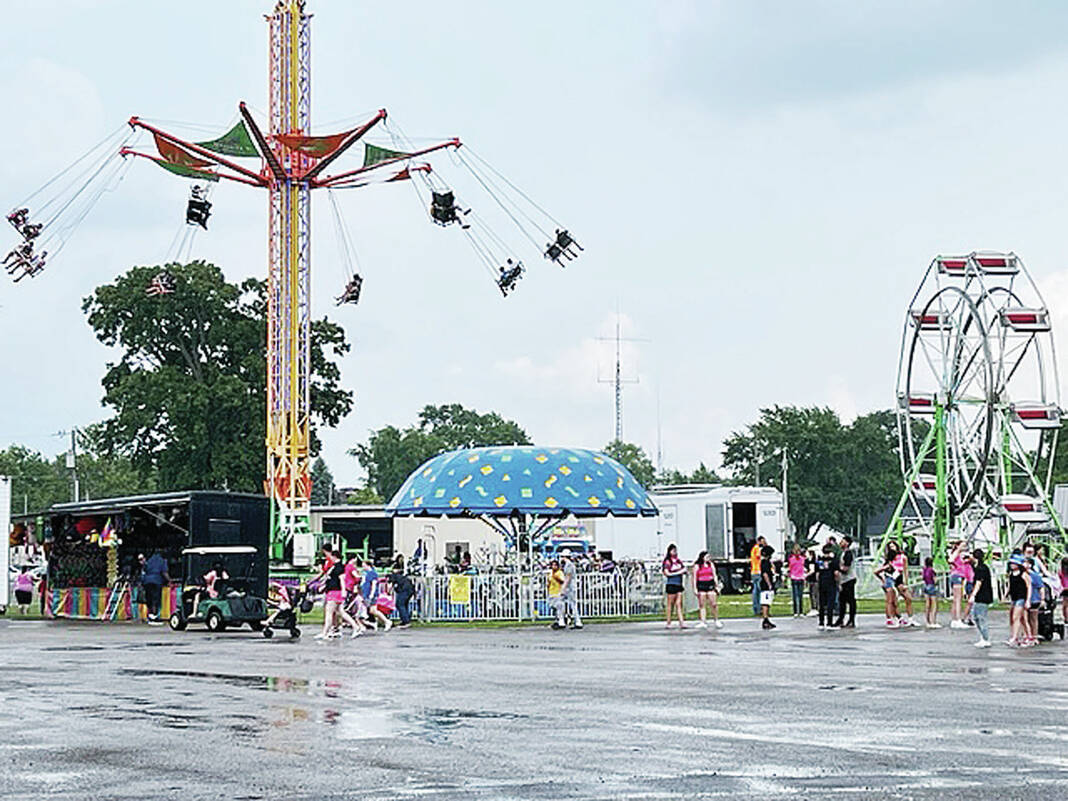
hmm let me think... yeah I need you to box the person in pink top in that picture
[13,567,34,614]
[692,551,722,629]
[891,548,915,626]
[1059,557,1068,628]
[947,540,968,629]
[787,544,807,618]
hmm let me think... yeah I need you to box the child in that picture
[922,557,940,629]
[370,578,394,631]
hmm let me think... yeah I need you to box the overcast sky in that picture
[4,1,1068,489]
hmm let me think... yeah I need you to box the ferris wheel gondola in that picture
[887,250,1066,562]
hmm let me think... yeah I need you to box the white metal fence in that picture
[409,569,660,622]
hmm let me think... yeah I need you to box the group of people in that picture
[783,536,859,630]
[869,537,1068,648]
[311,546,415,640]
[4,207,47,282]
[659,543,727,629]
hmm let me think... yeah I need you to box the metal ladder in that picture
[102,578,129,621]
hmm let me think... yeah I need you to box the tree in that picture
[658,462,721,485]
[309,457,336,505]
[82,261,353,493]
[351,403,531,500]
[603,440,655,488]
[0,445,69,514]
[346,485,383,505]
[722,406,900,542]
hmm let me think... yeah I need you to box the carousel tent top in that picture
[386,446,658,519]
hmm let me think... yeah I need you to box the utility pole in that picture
[781,450,790,542]
[597,310,648,443]
[66,427,79,503]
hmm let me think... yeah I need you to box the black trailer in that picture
[45,491,268,621]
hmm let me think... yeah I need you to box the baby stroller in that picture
[264,581,304,639]
[1036,579,1065,642]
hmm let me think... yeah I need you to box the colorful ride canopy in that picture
[386,446,657,519]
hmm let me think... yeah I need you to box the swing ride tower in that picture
[7,0,583,563]
[265,2,313,555]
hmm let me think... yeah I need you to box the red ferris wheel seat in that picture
[999,307,1051,332]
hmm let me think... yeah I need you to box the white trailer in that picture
[593,484,785,590]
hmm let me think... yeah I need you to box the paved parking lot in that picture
[1,612,1066,800]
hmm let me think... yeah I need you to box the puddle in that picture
[119,667,272,689]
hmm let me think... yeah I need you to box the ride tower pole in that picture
[266,0,313,559]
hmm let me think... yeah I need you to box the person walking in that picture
[558,549,583,629]
[692,551,722,629]
[759,545,777,630]
[662,544,686,629]
[141,550,170,624]
[969,548,993,648]
[749,536,767,616]
[547,558,565,629]
[834,535,857,628]
[815,544,840,630]
[787,544,807,618]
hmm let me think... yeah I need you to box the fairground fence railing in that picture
[403,559,984,622]
[409,567,667,622]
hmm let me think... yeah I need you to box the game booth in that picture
[44,491,269,621]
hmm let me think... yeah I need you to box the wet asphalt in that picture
[0,611,1066,800]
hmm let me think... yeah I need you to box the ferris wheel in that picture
[887,251,1065,560]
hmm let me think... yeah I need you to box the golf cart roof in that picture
[181,546,258,555]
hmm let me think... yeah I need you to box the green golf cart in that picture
[169,545,270,634]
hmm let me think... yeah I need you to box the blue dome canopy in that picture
[386,446,658,518]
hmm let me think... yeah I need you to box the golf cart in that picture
[169,545,270,635]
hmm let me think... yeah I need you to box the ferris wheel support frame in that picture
[882,252,1068,563]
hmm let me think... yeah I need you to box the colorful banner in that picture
[47,585,179,622]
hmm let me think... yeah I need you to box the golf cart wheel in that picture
[248,620,264,631]
[205,610,225,632]
[289,627,301,639]
[169,612,187,631]
[262,626,274,639]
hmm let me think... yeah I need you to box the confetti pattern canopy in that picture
[386,446,658,518]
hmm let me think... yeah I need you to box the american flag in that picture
[145,274,175,297]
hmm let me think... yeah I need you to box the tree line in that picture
[8,260,1068,535]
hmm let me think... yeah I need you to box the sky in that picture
[4,1,1068,490]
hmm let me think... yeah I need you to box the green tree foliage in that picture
[0,446,69,514]
[0,427,153,514]
[346,485,384,505]
[82,261,353,493]
[603,439,656,488]
[309,456,336,505]
[658,462,721,486]
[351,403,531,500]
[722,406,900,541]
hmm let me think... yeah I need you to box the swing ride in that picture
[880,251,1067,564]
[3,0,583,560]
